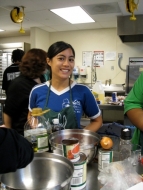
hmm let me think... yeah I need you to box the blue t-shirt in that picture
[29,81,101,128]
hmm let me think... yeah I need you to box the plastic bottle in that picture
[52,118,64,132]
[24,108,52,153]
[92,80,105,104]
[119,128,132,161]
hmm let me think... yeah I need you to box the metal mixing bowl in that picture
[1,152,74,190]
[49,129,101,164]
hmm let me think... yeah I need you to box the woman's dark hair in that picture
[11,49,25,63]
[19,48,47,79]
[47,41,75,78]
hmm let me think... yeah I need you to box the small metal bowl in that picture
[49,129,101,164]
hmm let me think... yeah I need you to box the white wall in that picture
[49,28,143,85]
[30,27,49,51]
[0,36,30,44]
[1,28,143,85]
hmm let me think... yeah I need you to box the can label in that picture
[71,152,87,190]
[62,138,80,162]
[98,148,113,171]
[112,92,117,102]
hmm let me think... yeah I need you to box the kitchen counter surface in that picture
[99,104,124,110]
[1,157,143,190]
[87,162,101,189]
[86,159,143,190]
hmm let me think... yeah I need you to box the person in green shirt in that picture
[124,72,143,153]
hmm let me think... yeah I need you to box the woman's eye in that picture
[69,58,74,62]
[58,57,64,61]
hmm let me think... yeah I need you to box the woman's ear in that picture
[46,58,51,66]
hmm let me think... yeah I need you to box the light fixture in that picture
[0,29,4,32]
[50,6,95,24]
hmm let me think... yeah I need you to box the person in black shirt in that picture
[0,125,33,174]
[2,49,25,95]
[3,48,47,135]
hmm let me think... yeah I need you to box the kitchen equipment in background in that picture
[117,15,143,43]
[10,6,25,33]
[1,152,74,190]
[125,57,143,94]
[92,80,105,104]
[80,66,87,78]
[72,66,79,81]
[102,84,125,93]
[125,0,139,21]
[49,129,101,164]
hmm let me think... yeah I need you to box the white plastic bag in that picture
[98,159,142,190]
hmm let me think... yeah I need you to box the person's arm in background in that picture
[124,72,143,131]
[2,69,7,92]
[3,80,21,129]
[3,113,12,128]
[0,126,34,174]
[84,115,102,132]
[81,86,103,132]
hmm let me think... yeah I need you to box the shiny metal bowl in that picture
[1,152,74,190]
[49,129,101,164]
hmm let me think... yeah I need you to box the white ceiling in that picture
[0,0,143,38]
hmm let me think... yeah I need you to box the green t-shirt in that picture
[124,72,143,152]
[124,71,143,114]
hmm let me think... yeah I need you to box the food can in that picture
[70,152,87,190]
[112,92,117,102]
[98,148,113,171]
[62,138,80,162]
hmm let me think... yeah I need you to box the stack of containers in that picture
[62,138,87,190]
[98,137,114,172]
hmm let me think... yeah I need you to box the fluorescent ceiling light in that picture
[0,29,4,32]
[50,6,95,24]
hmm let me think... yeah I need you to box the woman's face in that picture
[47,48,75,80]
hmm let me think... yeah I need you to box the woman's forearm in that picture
[84,115,102,132]
[127,108,143,131]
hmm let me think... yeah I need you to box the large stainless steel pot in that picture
[49,129,101,164]
[1,152,74,190]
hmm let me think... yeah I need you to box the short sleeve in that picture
[124,72,143,114]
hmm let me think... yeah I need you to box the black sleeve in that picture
[2,69,8,91]
[0,128,34,174]
[3,81,23,117]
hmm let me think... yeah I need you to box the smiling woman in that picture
[28,41,102,132]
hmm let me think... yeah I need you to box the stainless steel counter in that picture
[98,104,124,124]
[86,162,101,189]
[1,158,143,190]
[99,104,124,111]
[86,159,143,190]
